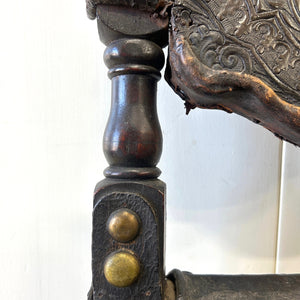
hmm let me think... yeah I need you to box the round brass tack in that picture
[104,250,140,287]
[107,208,140,242]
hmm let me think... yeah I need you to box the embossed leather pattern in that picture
[174,0,300,104]
[166,0,300,145]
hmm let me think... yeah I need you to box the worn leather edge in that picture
[86,0,161,20]
[167,269,300,299]
[166,29,300,146]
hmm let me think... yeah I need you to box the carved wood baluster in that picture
[86,2,169,299]
[103,38,164,179]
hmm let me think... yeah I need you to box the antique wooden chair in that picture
[85,1,300,299]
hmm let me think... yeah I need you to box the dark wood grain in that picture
[86,4,168,298]
[102,38,165,179]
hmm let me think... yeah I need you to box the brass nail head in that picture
[104,251,140,287]
[107,208,140,242]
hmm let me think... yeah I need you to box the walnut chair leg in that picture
[85,3,169,299]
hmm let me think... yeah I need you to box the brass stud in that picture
[104,251,140,287]
[107,208,140,242]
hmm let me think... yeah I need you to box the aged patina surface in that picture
[86,1,300,299]
[168,269,300,299]
[86,1,169,299]
[86,0,159,20]
[166,0,300,145]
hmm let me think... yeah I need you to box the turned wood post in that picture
[103,38,164,179]
[86,1,169,299]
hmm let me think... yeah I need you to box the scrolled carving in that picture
[171,0,300,103]
[174,6,253,74]
[253,21,279,50]
[217,0,250,36]
[191,31,252,73]
[166,0,300,145]
[219,46,252,73]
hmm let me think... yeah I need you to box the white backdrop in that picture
[0,1,299,299]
